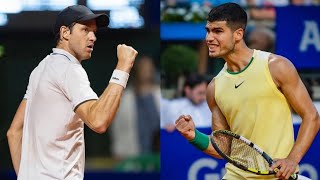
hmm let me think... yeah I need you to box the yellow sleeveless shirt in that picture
[214,50,294,179]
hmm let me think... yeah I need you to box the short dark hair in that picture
[54,22,76,46]
[182,73,207,96]
[207,3,247,31]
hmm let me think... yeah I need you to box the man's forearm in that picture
[7,100,26,175]
[204,137,223,159]
[288,114,320,163]
[7,130,22,175]
[87,83,124,133]
[77,44,137,133]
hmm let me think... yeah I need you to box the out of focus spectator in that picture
[161,96,176,132]
[290,0,319,5]
[161,73,212,131]
[247,25,275,52]
[190,0,247,6]
[246,0,289,21]
[111,56,160,160]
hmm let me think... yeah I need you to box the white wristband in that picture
[109,69,129,88]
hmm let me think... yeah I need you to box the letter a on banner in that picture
[299,21,320,52]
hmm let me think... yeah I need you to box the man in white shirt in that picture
[7,5,138,180]
[161,73,212,131]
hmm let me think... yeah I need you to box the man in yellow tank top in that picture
[175,3,320,180]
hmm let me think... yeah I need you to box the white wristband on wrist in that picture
[109,69,129,88]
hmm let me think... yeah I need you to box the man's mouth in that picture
[87,44,94,51]
[208,44,218,51]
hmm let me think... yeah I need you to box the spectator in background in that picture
[165,0,247,7]
[190,0,247,6]
[247,25,275,52]
[246,0,289,20]
[161,73,212,131]
[161,96,176,132]
[111,55,160,160]
[247,0,320,21]
[290,0,318,5]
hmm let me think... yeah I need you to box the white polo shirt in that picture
[18,48,98,180]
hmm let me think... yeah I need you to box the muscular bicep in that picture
[74,99,98,131]
[269,55,317,120]
[74,83,124,134]
[206,79,229,131]
[63,65,105,133]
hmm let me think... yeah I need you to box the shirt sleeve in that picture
[24,69,36,100]
[23,83,31,100]
[63,64,98,111]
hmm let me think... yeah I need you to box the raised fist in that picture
[175,115,196,141]
[116,44,138,73]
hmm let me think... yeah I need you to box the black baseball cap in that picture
[53,5,109,35]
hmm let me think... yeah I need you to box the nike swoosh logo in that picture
[235,81,245,88]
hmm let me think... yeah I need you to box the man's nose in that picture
[89,32,97,42]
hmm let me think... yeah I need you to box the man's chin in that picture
[191,100,203,106]
[209,53,220,58]
[83,54,92,61]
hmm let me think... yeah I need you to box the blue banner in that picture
[161,23,206,40]
[276,6,320,69]
[161,125,320,180]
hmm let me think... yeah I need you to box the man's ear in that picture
[234,28,244,41]
[60,26,70,41]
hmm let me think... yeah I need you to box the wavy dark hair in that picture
[207,3,247,32]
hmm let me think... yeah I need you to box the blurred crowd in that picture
[109,55,160,172]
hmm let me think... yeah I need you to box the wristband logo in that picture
[112,77,119,80]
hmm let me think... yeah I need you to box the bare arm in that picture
[75,44,138,134]
[7,99,26,175]
[268,55,320,179]
[204,79,230,158]
[175,79,228,159]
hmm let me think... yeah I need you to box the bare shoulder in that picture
[268,54,294,68]
[268,53,299,87]
[206,78,216,110]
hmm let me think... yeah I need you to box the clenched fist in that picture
[116,44,138,73]
[175,115,196,141]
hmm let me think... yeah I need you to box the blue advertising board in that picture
[161,125,320,180]
[276,6,320,69]
[161,23,206,40]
